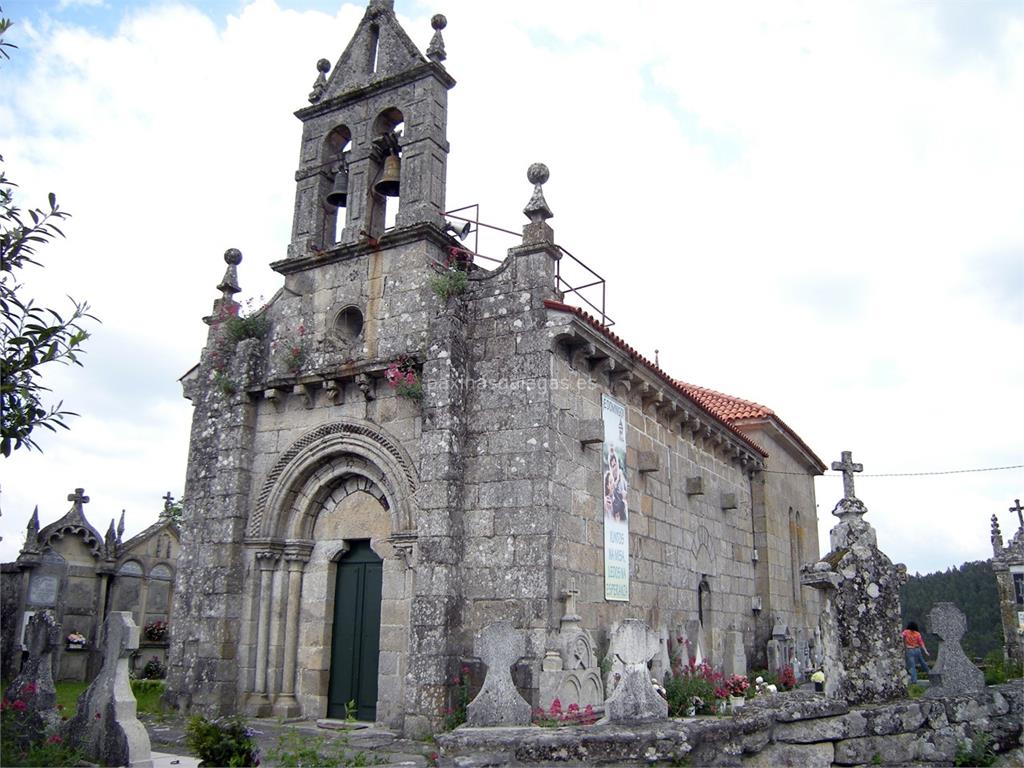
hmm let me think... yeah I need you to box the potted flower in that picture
[811,670,826,692]
[725,674,749,711]
[144,620,169,642]
[66,632,86,650]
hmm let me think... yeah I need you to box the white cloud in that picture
[1,0,1021,572]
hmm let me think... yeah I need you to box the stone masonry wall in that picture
[438,685,1024,766]
[746,426,821,667]
[547,349,757,666]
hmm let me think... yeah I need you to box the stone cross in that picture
[831,451,863,500]
[924,602,984,697]
[162,492,175,510]
[2,610,61,734]
[68,488,90,508]
[62,612,152,768]
[465,621,531,726]
[603,619,668,723]
[1010,498,1023,530]
[561,577,580,621]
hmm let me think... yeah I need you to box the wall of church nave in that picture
[547,354,758,663]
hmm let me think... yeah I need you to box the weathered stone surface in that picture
[63,612,152,768]
[925,602,985,697]
[774,710,867,742]
[466,621,531,727]
[2,609,61,734]
[745,741,833,767]
[866,701,926,735]
[833,732,918,765]
[602,619,667,723]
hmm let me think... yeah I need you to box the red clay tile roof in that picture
[678,382,825,473]
[543,300,768,459]
[676,383,774,421]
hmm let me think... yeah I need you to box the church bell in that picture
[325,164,349,208]
[373,154,401,197]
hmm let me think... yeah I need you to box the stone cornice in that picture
[271,222,452,276]
[294,62,456,122]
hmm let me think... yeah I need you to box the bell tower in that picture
[288,0,454,255]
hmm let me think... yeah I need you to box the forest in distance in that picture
[900,560,1003,659]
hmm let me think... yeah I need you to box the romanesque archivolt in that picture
[248,420,417,538]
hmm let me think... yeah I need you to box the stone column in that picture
[248,551,279,716]
[273,546,310,719]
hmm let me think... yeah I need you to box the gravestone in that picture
[538,582,604,711]
[924,602,985,697]
[2,609,61,734]
[465,621,531,727]
[63,612,152,767]
[723,630,747,677]
[801,451,907,704]
[602,619,668,723]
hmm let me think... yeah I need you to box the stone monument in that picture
[63,611,152,768]
[924,602,985,697]
[465,621,531,727]
[990,499,1024,667]
[2,609,61,734]
[538,579,604,712]
[801,451,908,704]
[602,619,668,723]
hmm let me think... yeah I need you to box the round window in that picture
[334,306,364,340]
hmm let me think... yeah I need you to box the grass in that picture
[55,681,88,716]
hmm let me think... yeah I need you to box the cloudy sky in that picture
[1,0,1021,575]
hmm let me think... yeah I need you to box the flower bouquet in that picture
[144,620,169,642]
[66,632,86,649]
[811,670,825,692]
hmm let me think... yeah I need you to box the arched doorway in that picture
[328,539,382,720]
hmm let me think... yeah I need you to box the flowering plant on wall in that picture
[429,247,471,301]
[385,356,422,401]
[144,620,168,642]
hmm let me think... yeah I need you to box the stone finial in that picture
[62,612,152,767]
[2,610,61,735]
[924,602,984,697]
[117,509,125,541]
[561,577,581,626]
[991,513,1004,551]
[23,506,40,552]
[217,248,242,301]
[465,621,531,726]
[1011,498,1023,531]
[831,450,863,501]
[426,14,447,62]
[68,487,90,510]
[308,58,331,103]
[105,519,117,557]
[524,163,553,223]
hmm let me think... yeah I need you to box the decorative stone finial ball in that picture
[316,58,331,74]
[224,248,242,265]
[431,14,447,30]
[527,163,549,186]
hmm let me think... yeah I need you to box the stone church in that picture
[166,0,825,735]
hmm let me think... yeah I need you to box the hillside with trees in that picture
[900,560,1002,659]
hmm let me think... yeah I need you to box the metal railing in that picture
[443,205,614,327]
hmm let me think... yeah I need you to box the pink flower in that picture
[22,682,36,695]
[47,734,62,744]
[12,699,27,711]
[405,371,416,384]
[550,698,562,715]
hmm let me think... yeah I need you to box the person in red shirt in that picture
[902,621,930,684]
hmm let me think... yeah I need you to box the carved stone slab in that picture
[3,609,61,734]
[925,602,985,697]
[63,612,152,767]
[603,619,667,723]
[466,621,531,727]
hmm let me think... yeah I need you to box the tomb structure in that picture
[990,499,1024,667]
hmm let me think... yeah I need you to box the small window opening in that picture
[368,24,380,74]
[334,306,364,341]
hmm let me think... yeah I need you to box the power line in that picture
[762,464,1023,478]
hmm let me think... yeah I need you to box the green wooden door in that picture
[327,540,382,721]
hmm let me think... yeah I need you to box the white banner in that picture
[603,394,629,601]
